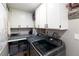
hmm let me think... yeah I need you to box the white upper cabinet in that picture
[47,3,60,29]
[35,3,68,30]
[35,4,47,28]
[58,4,68,30]
[9,8,34,28]
[35,4,40,28]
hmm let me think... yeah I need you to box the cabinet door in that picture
[47,3,68,30]
[9,9,20,28]
[35,4,47,28]
[59,3,68,30]
[47,3,60,29]
[39,4,47,28]
[35,6,40,28]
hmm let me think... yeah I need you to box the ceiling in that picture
[7,3,41,13]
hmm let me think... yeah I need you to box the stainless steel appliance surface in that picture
[32,40,58,55]
[27,35,66,56]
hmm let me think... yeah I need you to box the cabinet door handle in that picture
[59,25,61,28]
[47,24,48,28]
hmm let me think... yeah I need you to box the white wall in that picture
[0,4,8,42]
[0,3,8,56]
[11,28,32,35]
[9,8,34,28]
[47,19,79,56]
[61,19,79,56]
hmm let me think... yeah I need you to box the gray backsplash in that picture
[11,28,31,35]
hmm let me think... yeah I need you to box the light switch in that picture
[74,33,79,40]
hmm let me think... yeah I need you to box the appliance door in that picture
[32,39,58,55]
[45,45,66,56]
[56,50,66,56]
[47,50,66,56]
[32,39,66,56]
[29,43,40,56]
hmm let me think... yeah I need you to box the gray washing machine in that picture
[27,36,66,56]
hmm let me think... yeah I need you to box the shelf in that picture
[8,38,27,42]
[10,27,33,30]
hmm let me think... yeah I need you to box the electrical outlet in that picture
[74,33,79,40]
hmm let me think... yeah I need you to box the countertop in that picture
[8,34,33,42]
[27,35,43,43]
